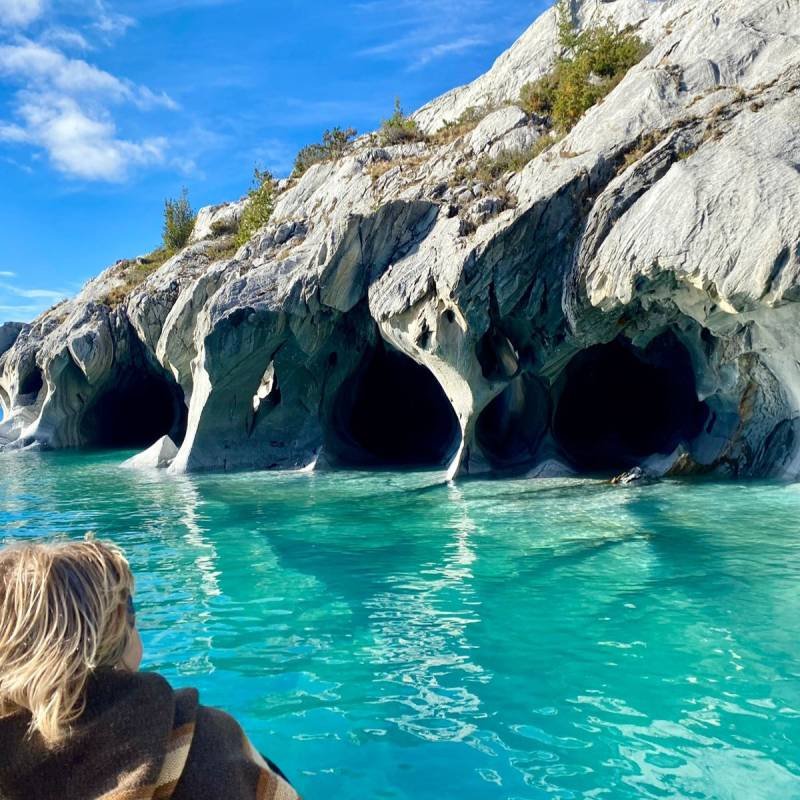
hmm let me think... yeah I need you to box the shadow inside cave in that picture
[552,331,710,473]
[79,369,187,450]
[16,365,44,406]
[326,341,461,468]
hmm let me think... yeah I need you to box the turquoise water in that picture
[1,451,799,799]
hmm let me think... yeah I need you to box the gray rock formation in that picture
[121,434,179,469]
[2,0,800,481]
[0,323,26,361]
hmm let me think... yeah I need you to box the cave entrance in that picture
[79,369,187,450]
[328,342,460,468]
[19,367,43,397]
[17,366,44,406]
[552,331,709,473]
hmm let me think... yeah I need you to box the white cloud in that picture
[0,270,16,277]
[1,93,166,180]
[0,36,176,180]
[0,121,27,141]
[0,0,45,28]
[0,281,67,300]
[0,41,177,108]
[91,8,135,39]
[134,84,178,111]
[360,33,485,64]
[411,36,486,69]
[352,0,530,70]
[0,303,46,317]
[41,26,92,51]
[0,41,128,95]
[0,280,66,321]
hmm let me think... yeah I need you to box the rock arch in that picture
[551,331,710,473]
[325,340,461,468]
[18,365,44,399]
[79,368,187,449]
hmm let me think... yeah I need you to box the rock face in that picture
[2,0,800,480]
[0,323,26,359]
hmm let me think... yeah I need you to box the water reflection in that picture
[361,481,486,744]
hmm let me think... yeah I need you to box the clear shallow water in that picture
[1,451,799,800]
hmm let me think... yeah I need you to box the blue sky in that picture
[0,0,547,323]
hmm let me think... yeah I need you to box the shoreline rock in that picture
[121,435,179,470]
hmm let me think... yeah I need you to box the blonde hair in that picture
[0,537,134,743]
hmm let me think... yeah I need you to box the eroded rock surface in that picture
[122,434,179,469]
[2,0,800,480]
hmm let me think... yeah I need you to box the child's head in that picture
[0,537,140,742]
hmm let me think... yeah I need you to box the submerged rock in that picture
[1,0,800,481]
[525,460,575,479]
[610,467,658,487]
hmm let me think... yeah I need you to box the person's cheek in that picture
[132,628,143,670]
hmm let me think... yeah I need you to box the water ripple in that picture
[2,451,800,799]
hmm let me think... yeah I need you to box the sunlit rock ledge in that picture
[1,0,799,481]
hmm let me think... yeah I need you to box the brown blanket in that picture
[0,669,299,800]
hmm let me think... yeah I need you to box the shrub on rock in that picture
[432,106,493,145]
[519,73,560,116]
[519,1,649,132]
[293,127,358,176]
[454,140,553,188]
[235,168,276,247]
[379,99,426,146]
[162,188,196,253]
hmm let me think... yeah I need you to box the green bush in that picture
[100,249,171,307]
[431,105,493,145]
[518,2,649,132]
[293,126,358,176]
[474,145,541,183]
[162,188,196,253]
[379,98,426,146]
[293,143,326,176]
[519,72,560,116]
[555,0,580,50]
[235,167,276,247]
[210,217,238,237]
[139,247,172,270]
[454,140,551,188]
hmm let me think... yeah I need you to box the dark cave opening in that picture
[552,332,709,473]
[18,366,44,403]
[328,342,460,467]
[79,370,187,450]
[475,374,550,468]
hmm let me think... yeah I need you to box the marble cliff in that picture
[1,0,799,480]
